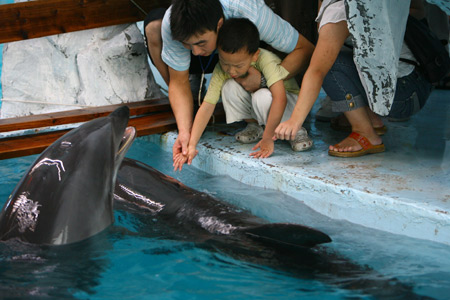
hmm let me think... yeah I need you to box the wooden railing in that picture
[0,99,225,160]
[0,0,179,160]
[0,0,171,44]
[0,98,173,159]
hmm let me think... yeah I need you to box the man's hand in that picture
[172,131,190,161]
[234,66,262,93]
[250,138,274,158]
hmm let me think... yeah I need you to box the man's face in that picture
[182,30,218,57]
[218,48,259,79]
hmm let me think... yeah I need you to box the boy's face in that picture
[218,48,259,79]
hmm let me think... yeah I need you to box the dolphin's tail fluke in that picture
[241,223,332,249]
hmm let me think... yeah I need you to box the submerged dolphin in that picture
[0,106,136,245]
[114,157,332,249]
[114,158,431,300]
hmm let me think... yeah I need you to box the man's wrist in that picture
[177,128,191,137]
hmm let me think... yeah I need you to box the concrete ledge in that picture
[143,89,450,245]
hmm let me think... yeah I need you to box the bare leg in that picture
[329,107,382,152]
[365,107,384,128]
[145,19,170,85]
[333,107,384,129]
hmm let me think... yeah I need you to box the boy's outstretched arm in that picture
[250,81,287,159]
[173,102,216,171]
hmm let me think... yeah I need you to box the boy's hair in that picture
[217,18,260,54]
[170,0,224,42]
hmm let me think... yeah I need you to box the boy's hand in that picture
[172,145,199,171]
[250,138,274,158]
[274,119,301,141]
[173,153,188,171]
[187,146,199,166]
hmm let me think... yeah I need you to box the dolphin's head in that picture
[0,106,136,245]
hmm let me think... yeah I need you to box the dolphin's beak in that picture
[113,126,136,186]
[117,126,136,160]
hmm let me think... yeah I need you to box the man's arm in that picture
[236,1,314,91]
[236,33,314,92]
[280,34,314,80]
[168,67,194,158]
[145,19,170,85]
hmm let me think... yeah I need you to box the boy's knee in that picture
[222,79,245,97]
[252,88,272,106]
[253,88,271,98]
[223,79,241,90]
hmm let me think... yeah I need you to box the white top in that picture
[160,0,299,71]
[316,0,416,78]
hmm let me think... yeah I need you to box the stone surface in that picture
[1,23,162,118]
[145,88,450,245]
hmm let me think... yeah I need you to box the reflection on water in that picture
[0,140,450,299]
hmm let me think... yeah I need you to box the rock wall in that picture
[1,22,162,118]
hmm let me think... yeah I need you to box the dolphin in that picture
[114,157,331,249]
[0,106,136,245]
[114,158,432,300]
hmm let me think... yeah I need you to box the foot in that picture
[329,131,384,157]
[434,75,450,90]
[331,113,387,135]
[289,127,313,152]
[315,96,340,122]
[235,122,264,144]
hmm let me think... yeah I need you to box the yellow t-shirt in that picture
[203,48,300,105]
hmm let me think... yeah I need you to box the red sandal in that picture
[328,132,385,157]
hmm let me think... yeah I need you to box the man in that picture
[144,0,314,161]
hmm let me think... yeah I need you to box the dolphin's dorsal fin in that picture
[242,223,332,249]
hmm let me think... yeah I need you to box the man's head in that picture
[170,0,224,56]
[217,18,260,79]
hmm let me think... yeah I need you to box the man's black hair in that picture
[217,18,260,54]
[170,0,224,42]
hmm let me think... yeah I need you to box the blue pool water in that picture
[1,138,450,299]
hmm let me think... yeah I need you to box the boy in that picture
[144,0,314,162]
[173,18,313,171]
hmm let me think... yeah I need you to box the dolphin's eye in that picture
[60,141,72,149]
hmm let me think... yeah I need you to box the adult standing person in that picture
[143,0,314,161]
